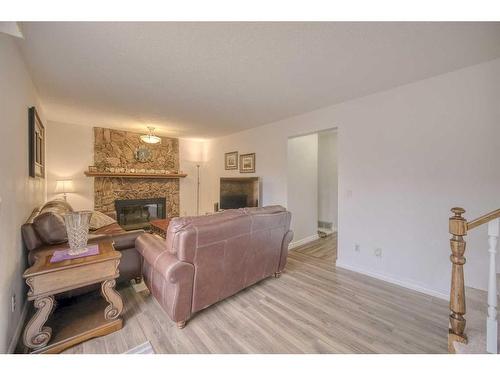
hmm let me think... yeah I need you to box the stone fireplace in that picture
[92,127,180,219]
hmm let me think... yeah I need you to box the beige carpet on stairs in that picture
[454,287,500,354]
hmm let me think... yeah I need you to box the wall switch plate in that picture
[11,294,16,313]
[374,248,382,257]
[354,244,360,252]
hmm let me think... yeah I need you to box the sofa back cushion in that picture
[166,206,291,313]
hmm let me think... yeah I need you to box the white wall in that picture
[46,121,93,210]
[287,134,318,244]
[45,122,207,216]
[205,58,500,298]
[318,130,338,230]
[0,34,46,353]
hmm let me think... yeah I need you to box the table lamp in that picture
[55,180,75,201]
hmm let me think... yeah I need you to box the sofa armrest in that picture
[87,233,110,242]
[136,233,194,323]
[278,230,294,272]
[111,229,144,251]
[135,233,166,264]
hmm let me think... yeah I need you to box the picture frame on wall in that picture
[239,153,256,173]
[28,106,45,178]
[224,151,238,170]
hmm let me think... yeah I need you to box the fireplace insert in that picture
[115,197,166,231]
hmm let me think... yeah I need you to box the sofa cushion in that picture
[89,210,117,230]
[32,211,68,245]
[21,223,43,252]
[30,199,76,245]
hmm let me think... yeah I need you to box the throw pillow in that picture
[89,211,117,230]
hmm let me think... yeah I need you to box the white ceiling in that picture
[18,22,500,138]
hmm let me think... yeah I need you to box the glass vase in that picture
[64,211,92,255]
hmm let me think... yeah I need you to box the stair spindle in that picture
[448,207,468,353]
[486,218,499,354]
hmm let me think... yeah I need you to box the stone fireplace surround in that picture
[93,127,180,218]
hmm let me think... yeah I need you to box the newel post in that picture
[448,207,468,353]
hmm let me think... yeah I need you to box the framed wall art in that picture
[28,106,45,178]
[224,151,238,170]
[239,153,255,173]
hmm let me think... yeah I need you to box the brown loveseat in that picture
[135,205,293,328]
[21,199,144,286]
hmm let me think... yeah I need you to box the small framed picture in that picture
[239,153,255,173]
[225,151,238,170]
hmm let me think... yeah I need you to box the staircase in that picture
[448,208,500,354]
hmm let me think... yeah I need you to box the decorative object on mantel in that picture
[224,151,238,170]
[55,180,75,201]
[28,106,45,178]
[64,211,92,256]
[140,126,161,144]
[84,167,187,179]
[134,144,153,163]
[239,153,256,173]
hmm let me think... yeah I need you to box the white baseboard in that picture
[288,234,320,250]
[335,260,448,300]
[7,300,29,354]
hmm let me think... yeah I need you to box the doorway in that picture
[286,128,338,255]
[317,129,338,237]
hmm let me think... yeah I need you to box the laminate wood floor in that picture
[63,234,449,354]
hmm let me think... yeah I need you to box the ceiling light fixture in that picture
[140,126,161,144]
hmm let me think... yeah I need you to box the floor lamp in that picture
[196,164,200,216]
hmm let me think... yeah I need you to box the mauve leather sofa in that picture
[135,205,293,328]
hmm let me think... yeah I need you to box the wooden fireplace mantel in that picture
[84,171,187,179]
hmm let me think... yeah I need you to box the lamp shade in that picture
[183,140,207,163]
[55,180,75,193]
[140,126,161,144]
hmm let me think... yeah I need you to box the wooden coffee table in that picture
[150,218,171,238]
[22,240,123,354]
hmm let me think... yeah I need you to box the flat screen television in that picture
[219,177,260,210]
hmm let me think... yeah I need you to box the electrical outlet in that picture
[374,248,382,258]
[11,294,16,313]
[354,244,360,252]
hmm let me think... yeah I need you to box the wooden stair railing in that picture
[448,207,500,353]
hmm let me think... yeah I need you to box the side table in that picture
[22,240,123,354]
[149,218,171,238]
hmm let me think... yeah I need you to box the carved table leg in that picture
[101,279,123,320]
[23,296,55,350]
